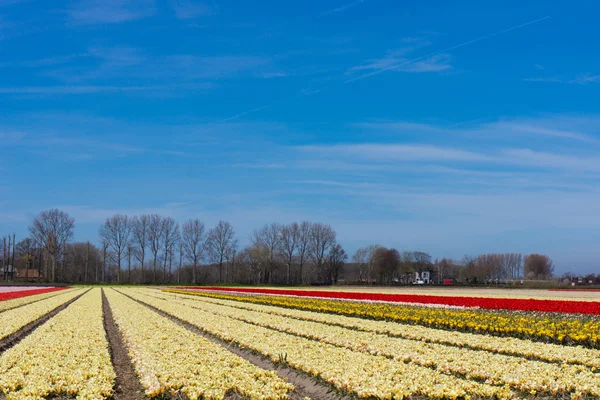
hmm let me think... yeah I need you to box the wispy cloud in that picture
[353,115,600,145]
[223,17,550,121]
[502,148,600,172]
[346,16,550,83]
[42,46,273,84]
[170,0,215,19]
[317,0,367,18]
[0,0,30,7]
[525,72,600,85]
[299,143,492,162]
[346,36,454,75]
[0,83,213,95]
[69,0,156,24]
[349,48,452,75]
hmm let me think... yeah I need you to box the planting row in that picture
[194,286,600,314]
[168,289,600,346]
[139,289,600,397]
[0,288,84,341]
[0,286,67,302]
[105,288,294,399]
[163,290,600,369]
[125,288,514,399]
[0,287,73,312]
[0,289,115,399]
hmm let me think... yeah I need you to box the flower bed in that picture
[0,286,67,302]
[186,287,600,314]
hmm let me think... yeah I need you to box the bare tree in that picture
[131,215,150,283]
[280,222,299,285]
[308,223,336,283]
[524,254,554,280]
[352,247,369,282]
[182,219,207,284]
[297,221,311,284]
[127,244,132,283]
[178,243,183,284]
[327,243,347,284]
[162,217,179,283]
[101,241,109,283]
[99,214,131,283]
[85,241,90,283]
[207,221,237,283]
[251,223,281,284]
[147,214,165,284]
[29,209,75,282]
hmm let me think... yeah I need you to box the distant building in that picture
[17,268,41,280]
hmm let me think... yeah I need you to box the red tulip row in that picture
[0,287,67,302]
[182,287,600,315]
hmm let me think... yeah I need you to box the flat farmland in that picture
[231,285,600,300]
[2,286,600,399]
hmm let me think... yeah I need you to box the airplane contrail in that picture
[318,0,367,18]
[346,15,550,83]
[223,16,551,121]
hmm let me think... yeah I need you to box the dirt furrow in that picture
[117,290,350,400]
[0,290,88,354]
[101,289,146,400]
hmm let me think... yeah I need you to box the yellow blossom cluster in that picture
[140,289,600,398]
[0,288,85,340]
[165,289,600,346]
[123,288,515,399]
[163,290,600,369]
[0,288,77,312]
[105,288,294,399]
[0,288,115,400]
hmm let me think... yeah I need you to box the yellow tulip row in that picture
[161,289,600,370]
[138,289,600,398]
[105,288,294,399]
[0,288,115,400]
[0,288,85,341]
[124,288,514,399]
[0,288,78,312]
[165,289,600,346]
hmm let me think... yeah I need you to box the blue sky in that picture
[1,0,599,273]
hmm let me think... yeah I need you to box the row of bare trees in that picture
[348,247,556,284]
[97,218,346,285]
[97,214,239,284]
[3,209,347,284]
[2,208,560,284]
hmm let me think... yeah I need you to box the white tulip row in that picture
[123,288,515,399]
[0,288,77,313]
[0,288,85,341]
[105,288,294,399]
[0,288,115,400]
[158,288,600,370]
[149,289,600,397]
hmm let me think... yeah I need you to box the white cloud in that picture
[353,115,600,146]
[170,0,215,19]
[299,143,492,163]
[502,148,600,172]
[69,0,155,24]
[525,73,600,85]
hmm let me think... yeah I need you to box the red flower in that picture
[182,287,600,315]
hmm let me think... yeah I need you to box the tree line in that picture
[1,208,566,285]
[1,209,347,284]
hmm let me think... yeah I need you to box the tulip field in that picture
[1,286,600,399]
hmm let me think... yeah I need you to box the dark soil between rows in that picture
[101,289,146,400]
[117,290,350,400]
[0,290,88,354]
